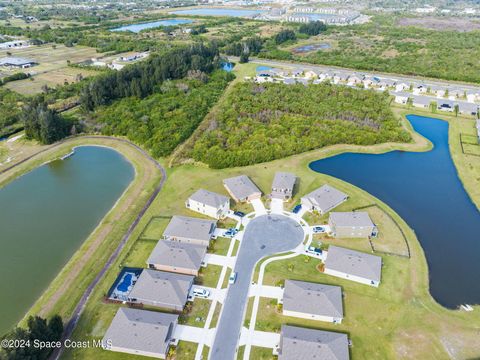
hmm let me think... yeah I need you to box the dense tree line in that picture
[80,43,220,111]
[0,88,24,138]
[94,70,234,157]
[0,315,63,360]
[190,82,411,168]
[274,29,297,45]
[0,72,29,86]
[22,96,75,144]
[298,21,327,36]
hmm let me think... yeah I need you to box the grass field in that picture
[1,44,102,95]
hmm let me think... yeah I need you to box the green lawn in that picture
[250,346,277,360]
[122,239,157,268]
[174,341,198,360]
[209,303,222,329]
[208,236,232,256]
[179,299,212,328]
[140,216,172,240]
[196,265,222,288]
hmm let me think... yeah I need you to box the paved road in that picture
[5,136,169,360]
[209,214,304,360]
[228,56,480,91]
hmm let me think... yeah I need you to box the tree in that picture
[454,104,459,117]
[239,52,249,63]
[298,21,327,36]
[274,29,296,45]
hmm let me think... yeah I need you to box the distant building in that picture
[271,172,297,201]
[324,245,382,287]
[147,240,207,276]
[0,40,29,49]
[411,95,431,109]
[279,325,349,360]
[186,189,230,219]
[282,280,343,323]
[223,175,262,202]
[393,92,410,104]
[301,184,348,214]
[127,269,194,311]
[163,215,216,246]
[328,211,377,238]
[0,57,36,68]
[103,307,178,359]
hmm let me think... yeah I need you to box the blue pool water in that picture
[110,19,193,33]
[222,62,234,72]
[117,274,133,292]
[309,115,480,308]
[171,8,265,17]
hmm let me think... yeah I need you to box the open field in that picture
[1,44,101,95]
[397,17,480,32]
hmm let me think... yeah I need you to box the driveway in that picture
[209,214,304,360]
[251,198,267,215]
[270,198,284,214]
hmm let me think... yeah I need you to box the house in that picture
[447,88,463,100]
[395,82,409,92]
[458,101,478,116]
[466,91,477,103]
[282,280,343,323]
[411,95,431,109]
[147,240,207,276]
[430,85,446,98]
[301,185,348,214]
[127,269,194,311]
[377,78,396,90]
[291,69,303,78]
[103,308,178,359]
[347,73,363,86]
[333,72,349,84]
[393,92,410,104]
[0,57,36,68]
[271,172,297,201]
[328,212,377,238]
[304,69,320,79]
[412,84,427,95]
[186,189,230,219]
[279,325,349,360]
[223,175,262,202]
[163,215,216,246]
[324,245,382,287]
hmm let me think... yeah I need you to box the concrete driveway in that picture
[209,214,304,360]
[251,198,267,215]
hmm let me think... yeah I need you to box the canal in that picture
[0,146,134,335]
[310,115,480,308]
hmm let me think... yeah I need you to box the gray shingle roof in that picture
[283,280,343,318]
[189,189,229,208]
[128,269,194,309]
[103,307,178,357]
[329,212,374,228]
[280,325,349,360]
[147,240,207,271]
[223,175,261,200]
[272,172,296,191]
[163,215,216,242]
[325,245,382,282]
[302,185,348,213]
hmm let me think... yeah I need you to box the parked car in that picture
[312,226,325,233]
[233,211,245,217]
[305,246,322,256]
[192,287,210,299]
[292,204,302,214]
[229,272,237,284]
[224,228,238,237]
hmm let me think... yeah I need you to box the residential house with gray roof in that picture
[324,245,382,287]
[163,215,216,246]
[282,280,343,323]
[301,185,348,214]
[271,172,297,201]
[102,307,178,359]
[0,56,36,68]
[186,189,230,219]
[328,212,377,238]
[127,269,194,311]
[279,325,349,360]
[147,240,207,276]
[223,175,262,202]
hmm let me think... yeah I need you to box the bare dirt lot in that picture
[397,17,480,32]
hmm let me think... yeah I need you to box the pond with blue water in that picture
[110,19,193,33]
[310,115,480,308]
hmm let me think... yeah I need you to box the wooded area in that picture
[190,82,411,168]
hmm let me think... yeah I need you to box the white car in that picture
[192,287,210,298]
[228,272,237,284]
